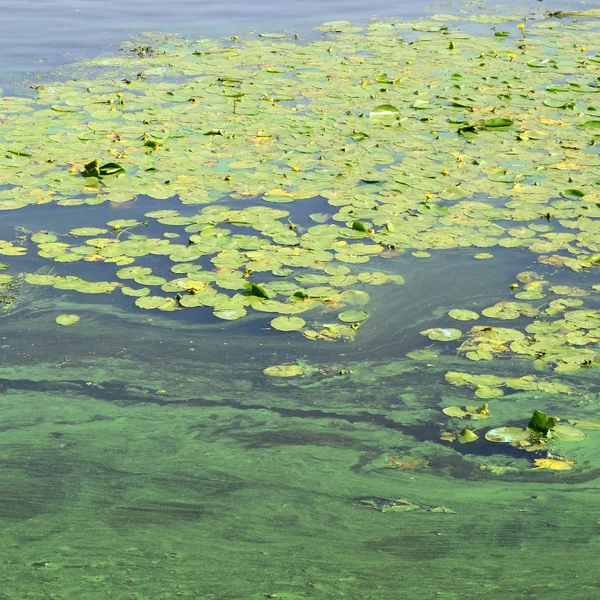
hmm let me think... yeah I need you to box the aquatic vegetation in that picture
[442,402,490,419]
[55,313,80,325]
[0,8,599,351]
[1,8,600,598]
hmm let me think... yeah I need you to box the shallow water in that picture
[1,1,600,598]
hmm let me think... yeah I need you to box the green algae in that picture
[1,7,600,598]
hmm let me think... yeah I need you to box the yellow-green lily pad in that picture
[338,310,369,323]
[448,309,479,321]
[421,328,462,341]
[56,314,80,326]
[263,364,305,377]
[271,316,306,331]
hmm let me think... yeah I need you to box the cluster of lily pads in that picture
[419,268,600,372]
[0,9,599,342]
[439,405,596,470]
[0,7,599,479]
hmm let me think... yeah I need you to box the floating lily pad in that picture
[338,310,369,323]
[551,424,586,442]
[55,314,80,326]
[485,427,529,444]
[270,316,306,331]
[70,227,109,236]
[214,306,247,320]
[448,309,479,321]
[458,428,479,444]
[533,457,574,471]
[568,418,600,430]
[421,328,462,341]
[474,386,503,399]
[442,403,489,419]
[135,296,178,310]
[263,364,305,377]
[121,286,151,297]
[31,232,58,244]
[370,104,399,117]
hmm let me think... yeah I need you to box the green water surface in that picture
[1,5,600,599]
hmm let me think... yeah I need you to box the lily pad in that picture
[55,314,80,326]
[338,310,369,323]
[485,427,530,444]
[448,309,479,321]
[420,328,462,341]
[270,316,306,331]
[263,364,305,377]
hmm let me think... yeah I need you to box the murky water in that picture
[1,1,599,598]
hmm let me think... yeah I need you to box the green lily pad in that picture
[421,328,462,341]
[263,364,305,377]
[338,310,369,323]
[121,286,151,297]
[31,232,58,244]
[448,309,479,321]
[577,120,600,132]
[551,424,586,442]
[70,227,109,236]
[442,404,489,419]
[485,427,529,444]
[474,386,503,399]
[568,418,600,430]
[458,428,479,444]
[214,306,247,320]
[135,296,178,310]
[370,104,399,117]
[270,316,306,331]
[55,314,80,326]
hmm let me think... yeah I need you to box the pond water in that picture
[1,1,600,599]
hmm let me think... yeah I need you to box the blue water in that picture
[0,0,573,80]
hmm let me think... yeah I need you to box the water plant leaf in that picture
[244,283,269,299]
[576,120,600,132]
[533,457,574,471]
[485,427,529,444]
[568,418,600,430]
[55,314,80,326]
[369,104,399,117]
[338,310,369,323]
[135,296,178,310]
[70,227,109,236]
[263,364,305,377]
[448,309,479,321]
[458,428,479,444]
[551,424,586,442]
[421,328,462,341]
[528,410,557,435]
[270,316,306,331]
[214,306,247,320]
[442,403,489,419]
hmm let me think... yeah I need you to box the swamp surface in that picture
[0,1,599,598]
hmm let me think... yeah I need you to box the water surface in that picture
[1,1,599,598]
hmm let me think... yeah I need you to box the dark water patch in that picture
[0,447,71,520]
[362,533,451,560]
[111,501,208,523]
[0,376,587,483]
[149,472,246,497]
[233,428,374,451]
